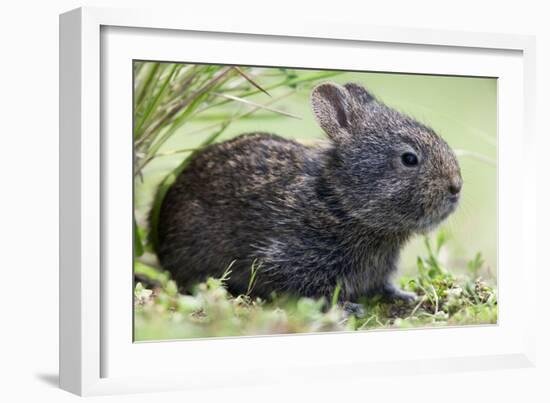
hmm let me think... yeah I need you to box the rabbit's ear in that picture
[311,83,354,142]
[344,83,375,105]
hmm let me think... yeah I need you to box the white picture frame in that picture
[59,6,537,396]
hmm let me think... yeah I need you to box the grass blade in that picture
[213,92,301,119]
[134,64,178,138]
[232,66,271,97]
[134,215,144,257]
[331,281,342,307]
[454,149,496,165]
[135,62,161,109]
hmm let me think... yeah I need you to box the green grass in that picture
[134,232,497,341]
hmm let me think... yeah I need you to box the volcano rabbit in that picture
[157,82,462,311]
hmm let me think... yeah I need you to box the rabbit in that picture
[156,82,462,314]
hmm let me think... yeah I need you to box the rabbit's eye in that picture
[401,152,419,167]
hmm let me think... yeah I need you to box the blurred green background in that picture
[134,65,497,282]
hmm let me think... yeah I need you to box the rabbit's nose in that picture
[449,177,462,195]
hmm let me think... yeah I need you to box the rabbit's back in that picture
[157,133,323,295]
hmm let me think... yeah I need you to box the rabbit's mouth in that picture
[415,196,460,234]
[448,194,460,204]
[440,195,460,217]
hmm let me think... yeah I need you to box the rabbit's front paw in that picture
[381,283,417,303]
[342,301,366,318]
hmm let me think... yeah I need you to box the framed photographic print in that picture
[59,6,537,396]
